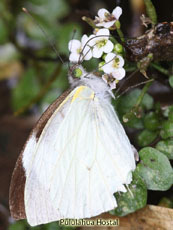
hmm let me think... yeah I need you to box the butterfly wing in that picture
[9,89,71,220]
[11,86,136,226]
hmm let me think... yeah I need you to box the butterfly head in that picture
[68,63,114,100]
[69,64,86,79]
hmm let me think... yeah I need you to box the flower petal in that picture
[105,52,116,62]
[97,8,109,19]
[86,34,96,46]
[68,40,81,52]
[69,52,80,62]
[117,55,125,67]
[96,28,110,37]
[81,34,89,46]
[83,46,92,60]
[95,22,105,27]
[112,68,126,80]
[109,80,117,90]
[92,46,103,58]
[103,40,114,53]
[112,6,122,19]
[102,63,114,74]
[102,21,116,28]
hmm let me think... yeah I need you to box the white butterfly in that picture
[9,64,136,226]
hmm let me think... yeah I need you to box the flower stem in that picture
[82,16,96,29]
[123,80,153,122]
[150,63,169,76]
[135,81,152,107]
[116,28,125,42]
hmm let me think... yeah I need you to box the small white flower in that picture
[68,35,92,62]
[102,52,125,80]
[95,6,122,28]
[89,29,114,58]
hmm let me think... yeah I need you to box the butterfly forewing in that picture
[9,89,71,221]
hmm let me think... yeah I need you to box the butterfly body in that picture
[9,65,136,226]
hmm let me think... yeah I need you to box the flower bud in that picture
[114,43,123,53]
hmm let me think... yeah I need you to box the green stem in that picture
[150,63,169,76]
[116,28,125,42]
[135,81,152,107]
[125,66,137,72]
[82,16,96,29]
[123,81,153,122]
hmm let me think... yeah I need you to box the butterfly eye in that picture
[73,68,83,78]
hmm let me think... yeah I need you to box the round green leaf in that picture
[156,139,173,159]
[144,112,160,131]
[136,147,173,191]
[137,129,158,147]
[110,175,147,217]
[160,121,173,139]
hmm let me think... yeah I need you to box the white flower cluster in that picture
[68,6,125,90]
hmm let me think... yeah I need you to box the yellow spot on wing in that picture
[72,86,95,102]
[72,86,86,102]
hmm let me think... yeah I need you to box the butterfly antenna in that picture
[68,29,77,68]
[116,78,154,99]
[115,69,139,97]
[78,34,110,64]
[22,7,64,65]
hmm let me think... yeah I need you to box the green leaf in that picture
[141,91,154,110]
[169,75,173,88]
[0,19,8,43]
[9,220,41,230]
[56,22,82,55]
[110,175,147,216]
[124,117,144,129]
[143,112,160,131]
[117,89,153,115]
[136,147,173,190]
[115,89,153,129]
[43,222,60,230]
[163,105,173,118]
[9,221,26,230]
[29,0,69,21]
[137,129,158,147]
[83,58,99,72]
[168,106,173,122]
[144,0,157,24]
[160,121,173,139]
[156,139,173,159]
[11,68,40,111]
